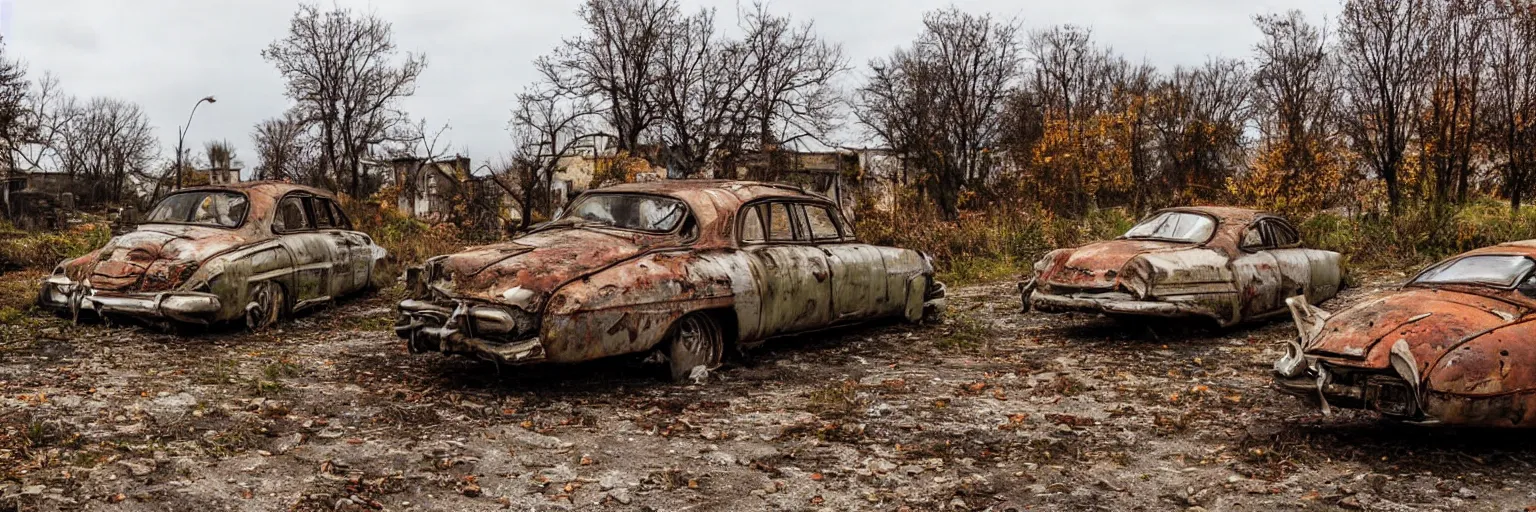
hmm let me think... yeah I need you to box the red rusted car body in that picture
[1022,207,1343,327]
[1276,241,1536,426]
[395,180,946,380]
[37,182,385,329]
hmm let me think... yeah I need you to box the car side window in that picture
[1242,223,1265,250]
[329,201,353,230]
[273,196,311,233]
[804,204,841,241]
[740,206,766,244]
[311,198,335,229]
[767,203,797,242]
[1268,220,1300,247]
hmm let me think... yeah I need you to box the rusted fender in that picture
[1304,289,1517,372]
[541,251,753,363]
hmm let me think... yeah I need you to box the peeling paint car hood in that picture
[1045,239,1190,290]
[428,227,670,309]
[1306,288,1522,370]
[77,224,255,292]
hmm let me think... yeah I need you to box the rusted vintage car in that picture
[395,180,946,381]
[1022,207,1343,327]
[1276,241,1536,426]
[37,182,386,329]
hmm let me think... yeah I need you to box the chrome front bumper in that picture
[1271,341,1422,419]
[38,275,222,324]
[1028,289,1223,321]
[395,299,547,364]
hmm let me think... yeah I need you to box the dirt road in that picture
[4,274,1536,511]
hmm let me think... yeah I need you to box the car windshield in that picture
[144,191,248,228]
[555,193,687,233]
[1413,255,1536,288]
[1123,212,1216,243]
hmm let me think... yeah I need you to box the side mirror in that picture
[552,207,565,219]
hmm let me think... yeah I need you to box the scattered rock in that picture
[270,433,304,454]
[118,460,154,477]
[702,450,737,466]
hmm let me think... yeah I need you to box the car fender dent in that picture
[540,251,749,362]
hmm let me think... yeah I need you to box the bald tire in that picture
[668,313,724,383]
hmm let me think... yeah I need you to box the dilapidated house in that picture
[388,155,521,233]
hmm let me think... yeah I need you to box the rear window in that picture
[1413,255,1536,288]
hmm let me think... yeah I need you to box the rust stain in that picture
[1024,206,1342,327]
[396,180,947,369]
[1275,240,1536,426]
[39,181,384,327]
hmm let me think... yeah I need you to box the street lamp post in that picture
[174,96,217,190]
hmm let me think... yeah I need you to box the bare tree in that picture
[15,73,72,173]
[55,97,159,203]
[1250,10,1347,211]
[508,88,600,231]
[263,3,427,197]
[1486,0,1536,211]
[0,38,29,175]
[858,8,1022,218]
[251,110,321,184]
[1337,0,1438,213]
[203,139,237,170]
[1420,0,1490,204]
[1148,59,1254,203]
[736,2,846,163]
[1028,25,1119,213]
[537,0,676,153]
[653,7,750,178]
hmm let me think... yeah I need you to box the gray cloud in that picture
[6,0,1343,173]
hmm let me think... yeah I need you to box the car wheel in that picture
[245,281,285,331]
[667,313,724,383]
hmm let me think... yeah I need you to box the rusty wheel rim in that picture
[673,315,722,375]
[245,282,282,331]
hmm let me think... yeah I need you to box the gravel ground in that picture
[4,272,1536,511]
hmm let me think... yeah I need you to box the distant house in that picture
[388,155,521,230]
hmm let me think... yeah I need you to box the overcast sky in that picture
[5,0,1342,174]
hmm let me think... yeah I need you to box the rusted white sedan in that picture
[38,182,385,329]
[396,180,946,381]
[1022,207,1344,327]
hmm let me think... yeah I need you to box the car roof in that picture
[596,179,830,204]
[584,180,834,249]
[176,180,336,199]
[1158,206,1277,225]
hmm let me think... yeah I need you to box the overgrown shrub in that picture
[340,197,469,286]
[860,193,1536,285]
[854,197,1135,284]
[0,221,111,272]
[1299,197,1536,273]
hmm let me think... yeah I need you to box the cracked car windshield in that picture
[558,194,686,233]
[1123,211,1215,243]
[144,191,249,228]
[1413,255,1536,288]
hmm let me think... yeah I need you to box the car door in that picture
[803,202,888,323]
[741,201,834,337]
[1262,218,1318,303]
[272,194,341,309]
[1231,219,1284,319]
[308,197,360,298]
[328,200,376,292]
